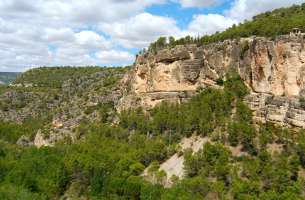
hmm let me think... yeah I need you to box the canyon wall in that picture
[118,34,305,128]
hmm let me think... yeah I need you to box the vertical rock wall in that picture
[118,34,305,128]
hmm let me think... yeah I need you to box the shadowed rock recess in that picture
[118,33,305,128]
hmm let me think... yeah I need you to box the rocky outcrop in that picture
[0,68,126,147]
[34,130,52,148]
[16,135,33,147]
[245,93,305,128]
[143,136,210,187]
[143,135,249,187]
[31,71,125,147]
[118,33,305,127]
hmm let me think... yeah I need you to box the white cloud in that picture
[0,0,38,13]
[176,0,223,8]
[0,0,168,71]
[96,50,135,64]
[0,0,303,72]
[99,12,182,48]
[188,14,238,35]
[44,28,75,43]
[0,18,16,33]
[0,0,165,24]
[75,31,111,49]
[227,0,305,21]
[51,52,98,67]
[186,0,304,37]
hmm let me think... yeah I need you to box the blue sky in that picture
[146,0,233,29]
[0,0,304,72]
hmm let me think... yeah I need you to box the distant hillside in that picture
[0,72,20,84]
[13,66,128,89]
[0,66,128,140]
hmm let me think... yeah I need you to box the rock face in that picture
[118,33,305,127]
[244,93,305,128]
[16,135,33,147]
[0,91,50,124]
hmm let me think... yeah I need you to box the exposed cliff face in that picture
[244,93,305,128]
[118,34,305,128]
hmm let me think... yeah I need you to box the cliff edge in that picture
[118,33,305,128]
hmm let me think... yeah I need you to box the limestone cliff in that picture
[118,33,305,128]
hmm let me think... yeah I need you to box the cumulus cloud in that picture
[0,0,165,23]
[66,0,166,23]
[188,14,238,35]
[99,13,182,48]
[176,0,223,8]
[44,28,75,43]
[0,18,16,34]
[227,0,305,21]
[96,50,135,64]
[0,0,162,71]
[75,31,112,50]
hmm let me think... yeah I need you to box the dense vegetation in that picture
[0,85,9,95]
[0,118,46,143]
[13,67,113,89]
[1,70,305,199]
[146,3,305,53]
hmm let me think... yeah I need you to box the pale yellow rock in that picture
[34,130,51,148]
[118,33,305,128]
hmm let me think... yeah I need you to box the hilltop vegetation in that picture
[147,3,305,53]
[13,67,125,89]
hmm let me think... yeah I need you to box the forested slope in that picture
[13,67,112,89]
[0,71,305,199]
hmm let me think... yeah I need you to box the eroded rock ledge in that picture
[118,34,305,128]
[245,93,305,128]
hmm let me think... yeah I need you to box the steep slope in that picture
[118,33,305,128]
[0,67,128,145]
[143,136,211,187]
[33,67,127,147]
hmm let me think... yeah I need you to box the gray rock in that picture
[16,135,33,147]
